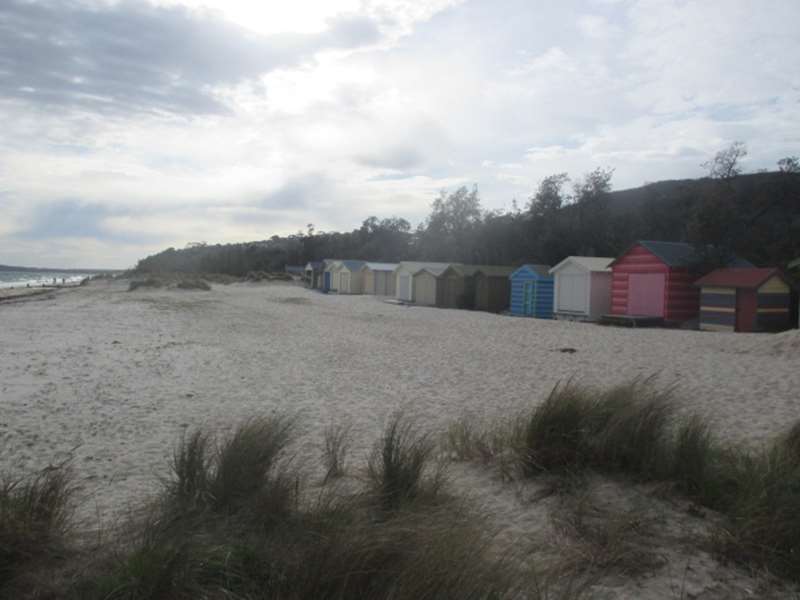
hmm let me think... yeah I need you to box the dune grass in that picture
[444,378,800,583]
[367,413,446,511]
[7,413,540,600]
[321,422,352,483]
[0,465,74,589]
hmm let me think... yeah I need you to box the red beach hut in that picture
[609,241,749,325]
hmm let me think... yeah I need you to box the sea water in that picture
[0,270,97,289]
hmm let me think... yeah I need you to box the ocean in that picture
[0,270,99,289]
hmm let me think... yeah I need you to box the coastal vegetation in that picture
[2,380,799,598]
[133,152,800,282]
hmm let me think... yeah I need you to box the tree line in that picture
[134,145,800,277]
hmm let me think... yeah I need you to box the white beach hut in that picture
[549,256,614,321]
[394,262,452,303]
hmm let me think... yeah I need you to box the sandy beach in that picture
[1,279,798,596]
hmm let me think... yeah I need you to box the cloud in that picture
[357,145,424,170]
[0,0,381,116]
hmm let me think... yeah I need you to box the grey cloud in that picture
[256,174,329,211]
[357,146,424,170]
[15,199,164,244]
[0,0,381,116]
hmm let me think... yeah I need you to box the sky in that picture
[1,0,798,269]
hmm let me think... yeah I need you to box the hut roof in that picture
[550,256,613,274]
[618,241,752,268]
[398,262,453,276]
[788,258,800,270]
[363,262,398,272]
[339,260,366,272]
[694,268,785,289]
[474,265,515,277]
[305,261,324,271]
[511,264,551,278]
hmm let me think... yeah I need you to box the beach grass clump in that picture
[713,421,800,579]
[367,413,445,511]
[0,466,74,588]
[321,422,352,483]
[67,413,529,600]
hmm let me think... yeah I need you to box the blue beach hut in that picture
[509,264,554,318]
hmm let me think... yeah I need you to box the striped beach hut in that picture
[694,268,792,332]
[473,266,515,313]
[509,264,554,318]
[610,241,750,325]
[336,260,366,294]
[549,256,613,321]
[361,262,398,296]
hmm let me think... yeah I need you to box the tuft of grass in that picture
[521,383,594,475]
[713,423,800,579]
[0,466,74,588]
[367,413,444,511]
[209,416,296,516]
[166,430,211,513]
[321,422,352,483]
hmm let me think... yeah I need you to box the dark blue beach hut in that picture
[509,264,554,318]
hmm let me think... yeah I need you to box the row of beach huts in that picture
[303,240,795,333]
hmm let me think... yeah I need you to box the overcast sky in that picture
[1,0,798,268]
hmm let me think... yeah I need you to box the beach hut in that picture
[394,262,451,303]
[609,241,751,324]
[336,260,366,294]
[411,264,453,306]
[304,261,324,289]
[324,260,342,292]
[694,268,793,332]
[435,265,479,309]
[473,266,515,313]
[361,263,398,296]
[549,256,613,321]
[509,264,554,318]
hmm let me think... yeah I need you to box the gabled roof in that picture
[441,264,480,277]
[694,268,786,289]
[549,256,613,274]
[304,261,324,271]
[510,264,552,278]
[612,241,753,268]
[474,265,515,278]
[339,260,366,272]
[362,262,398,272]
[397,261,453,277]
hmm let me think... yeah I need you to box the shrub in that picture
[128,278,163,291]
[0,466,73,588]
[175,279,210,291]
[367,414,444,511]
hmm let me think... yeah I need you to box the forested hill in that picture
[134,168,800,277]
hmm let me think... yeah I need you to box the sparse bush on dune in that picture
[0,466,74,590]
[127,278,163,292]
[175,278,210,291]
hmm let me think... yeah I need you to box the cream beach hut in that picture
[324,260,343,292]
[411,263,453,306]
[394,262,452,303]
[549,256,614,321]
[362,262,398,296]
[336,260,366,294]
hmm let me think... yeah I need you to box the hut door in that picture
[523,281,537,316]
[324,272,331,291]
[628,273,665,317]
[735,290,757,332]
[398,274,411,300]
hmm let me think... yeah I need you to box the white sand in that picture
[1,279,798,596]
